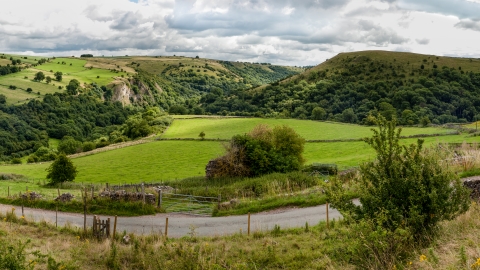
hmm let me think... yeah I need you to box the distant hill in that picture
[199,50,480,124]
[0,53,301,161]
[0,53,301,107]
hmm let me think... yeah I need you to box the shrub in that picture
[206,124,305,178]
[82,141,96,152]
[10,158,22,164]
[327,117,470,268]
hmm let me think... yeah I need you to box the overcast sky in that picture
[1,0,480,66]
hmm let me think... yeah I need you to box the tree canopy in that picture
[46,153,78,184]
[206,124,305,178]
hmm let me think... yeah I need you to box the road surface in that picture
[0,202,350,238]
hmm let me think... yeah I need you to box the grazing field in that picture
[0,133,477,185]
[0,141,224,184]
[35,57,128,86]
[0,58,127,105]
[162,118,456,140]
[0,69,60,104]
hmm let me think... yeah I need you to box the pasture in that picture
[0,68,60,104]
[0,133,476,186]
[162,118,456,140]
[0,141,224,184]
[35,58,128,86]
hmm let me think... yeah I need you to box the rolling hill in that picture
[198,50,480,124]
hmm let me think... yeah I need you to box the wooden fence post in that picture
[248,212,251,236]
[93,215,97,236]
[91,186,94,200]
[165,217,169,238]
[326,202,329,229]
[107,218,111,238]
[57,188,60,198]
[113,216,117,240]
[142,183,145,205]
[8,186,9,197]
[83,188,87,235]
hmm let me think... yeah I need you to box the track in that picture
[0,202,349,238]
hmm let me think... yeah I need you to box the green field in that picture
[0,141,224,184]
[35,58,128,86]
[0,118,477,185]
[0,57,128,104]
[0,69,60,104]
[162,118,456,140]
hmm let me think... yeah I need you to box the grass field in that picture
[35,58,128,86]
[0,141,224,184]
[0,69,60,104]
[162,118,456,140]
[0,57,128,104]
[0,132,477,185]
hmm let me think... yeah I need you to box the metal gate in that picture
[160,193,219,216]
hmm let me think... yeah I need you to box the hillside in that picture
[198,50,480,124]
[0,53,301,161]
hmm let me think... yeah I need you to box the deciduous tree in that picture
[46,153,78,184]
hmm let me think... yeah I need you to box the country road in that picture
[0,202,351,238]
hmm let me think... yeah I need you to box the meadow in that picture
[0,141,224,184]
[0,57,128,105]
[0,118,475,186]
[163,118,456,140]
[35,57,128,86]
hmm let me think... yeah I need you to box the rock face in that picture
[110,80,158,106]
[464,179,480,199]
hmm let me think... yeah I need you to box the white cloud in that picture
[0,0,479,66]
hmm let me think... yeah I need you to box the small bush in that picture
[10,158,22,164]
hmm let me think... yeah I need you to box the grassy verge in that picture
[2,200,480,269]
[0,197,161,217]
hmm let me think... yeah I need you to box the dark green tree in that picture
[66,79,80,95]
[57,136,82,155]
[46,153,78,184]
[54,71,62,82]
[311,107,326,120]
[45,76,52,84]
[34,71,45,82]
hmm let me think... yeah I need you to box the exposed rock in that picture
[21,191,42,200]
[55,193,74,202]
[99,190,156,204]
[464,179,480,199]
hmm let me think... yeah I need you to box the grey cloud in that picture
[455,19,480,31]
[398,0,480,20]
[110,11,142,30]
[416,38,429,45]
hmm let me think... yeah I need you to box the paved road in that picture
[0,202,350,238]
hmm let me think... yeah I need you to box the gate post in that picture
[92,215,97,236]
[157,190,162,208]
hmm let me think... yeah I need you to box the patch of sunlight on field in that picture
[162,118,456,140]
